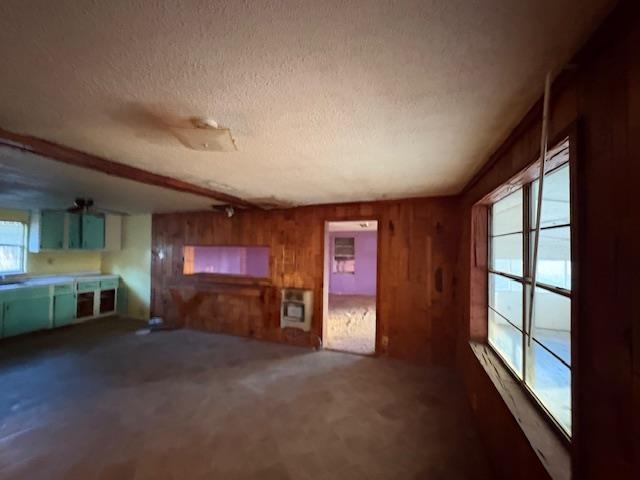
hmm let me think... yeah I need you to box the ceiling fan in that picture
[66,198,128,216]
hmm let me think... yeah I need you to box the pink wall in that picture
[245,247,269,277]
[328,231,377,296]
[192,246,269,277]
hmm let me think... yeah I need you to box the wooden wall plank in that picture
[457,3,640,479]
[151,198,460,364]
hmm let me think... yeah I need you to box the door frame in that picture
[321,218,381,355]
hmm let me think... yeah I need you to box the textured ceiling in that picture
[0,0,614,208]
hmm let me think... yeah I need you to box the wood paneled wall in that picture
[151,198,460,364]
[456,3,640,478]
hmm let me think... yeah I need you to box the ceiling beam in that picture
[0,127,257,209]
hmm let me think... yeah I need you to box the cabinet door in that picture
[81,214,105,249]
[116,286,128,315]
[76,291,95,318]
[99,289,116,314]
[68,213,81,249]
[53,293,76,327]
[3,297,50,337]
[40,210,65,249]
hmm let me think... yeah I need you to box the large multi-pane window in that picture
[0,221,27,275]
[488,159,572,437]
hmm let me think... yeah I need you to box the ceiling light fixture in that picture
[170,117,238,152]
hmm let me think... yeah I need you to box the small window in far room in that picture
[333,237,355,274]
[0,221,27,275]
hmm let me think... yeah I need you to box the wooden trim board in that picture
[0,127,257,209]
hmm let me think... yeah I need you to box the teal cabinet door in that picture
[68,213,81,249]
[53,293,76,327]
[116,286,128,315]
[40,210,65,249]
[3,297,50,338]
[81,214,105,249]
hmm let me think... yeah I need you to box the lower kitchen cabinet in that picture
[0,277,120,340]
[3,297,50,338]
[116,286,128,315]
[100,289,116,314]
[76,291,95,319]
[53,293,76,327]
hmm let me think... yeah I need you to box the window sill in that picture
[181,273,271,287]
[469,341,570,480]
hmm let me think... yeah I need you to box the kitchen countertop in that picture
[0,273,118,292]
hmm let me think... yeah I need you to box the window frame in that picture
[333,236,356,274]
[485,137,575,445]
[0,220,28,275]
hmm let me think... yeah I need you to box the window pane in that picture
[489,308,523,377]
[0,221,24,246]
[491,233,523,276]
[531,164,570,228]
[489,273,523,329]
[532,288,571,365]
[0,246,24,273]
[492,189,523,236]
[526,342,572,435]
[532,227,571,290]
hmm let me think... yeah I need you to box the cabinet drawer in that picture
[0,286,50,302]
[76,281,99,293]
[100,278,119,290]
[54,284,74,294]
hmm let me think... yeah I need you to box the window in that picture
[333,237,355,273]
[0,221,27,275]
[488,158,572,437]
[182,246,269,278]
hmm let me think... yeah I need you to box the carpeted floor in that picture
[0,317,494,480]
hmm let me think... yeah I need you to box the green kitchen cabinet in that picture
[81,214,105,249]
[2,296,50,338]
[77,281,99,293]
[116,285,128,315]
[39,210,65,249]
[53,293,76,327]
[68,213,82,249]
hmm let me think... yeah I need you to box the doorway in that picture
[322,220,378,355]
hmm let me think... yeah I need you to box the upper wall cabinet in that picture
[29,210,121,252]
[81,214,105,250]
[39,210,65,249]
[68,213,81,249]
